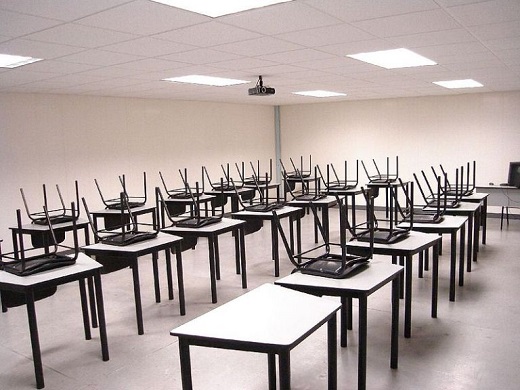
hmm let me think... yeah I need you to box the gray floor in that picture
[1,210,520,390]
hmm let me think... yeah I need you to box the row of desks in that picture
[0,185,488,389]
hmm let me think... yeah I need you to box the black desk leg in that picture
[404,255,412,338]
[268,353,277,390]
[239,227,247,289]
[175,245,186,316]
[459,224,466,287]
[208,237,218,304]
[322,207,330,243]
[131,260,144,335]
[87,276,98,328]
[418,252,424,278]
[450,231,457,302]
[467,215,473,272]
[152,252,161,303]
[214,237,221,281]
[234,228,241,275]
[391,277,399,369]
[340,296,348,348]
[432,243,439,319]
[179,339,193,390]
[94,272,109,361]
[328,314,338,390]
[26,289,44,389]
[482,198,487,245]
[474,209,480,259]
[358,297,367,390]
[165,249,174,301]
[78,279,92,340]
[279,350,291,390]
[272,221,280,277]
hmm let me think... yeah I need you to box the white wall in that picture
[280,91,520,190]
[0,93,275,245]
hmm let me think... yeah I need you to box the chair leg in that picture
[501,206,505,230]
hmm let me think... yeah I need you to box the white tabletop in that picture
[398,215,467,230]
[0,252,101,287]
[161,217,245,234]
[347,231,440,252]
[423,201,479,213]
[171,283,340,346]
[275,259,403,294]
[83,232,182,254]
[10,218,90,231]
[232,205,300,218]
[288,195,340,206]
[91,204,155,215]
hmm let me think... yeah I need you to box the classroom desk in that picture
[232,205,303,277]
[161,218,247,304]
[89,205,157,237]
[0,253,108,389]
[83,233,184,335]
[399,215,467,301]
[161,194,215,220]
[461,192,489,245]
[287,195,339,242]
[323,187,364,234]
[346,231,441,338]
[7,219,97,326]
[171,284,340,390]
[275,260,402,390]
[243,181,281,203]
[204,187,256,214]
[423,201,480,272]
[9,218,91,251]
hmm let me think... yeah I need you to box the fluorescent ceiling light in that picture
[347,48,436,69]
[0,53,42,68]
[150,0,293,17]
[293,90,346,98]
[433,79,483,89]
[162,75,249,86]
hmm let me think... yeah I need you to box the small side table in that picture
[0,253,109,389]
[171,284,340,390]
[276,260,402,390]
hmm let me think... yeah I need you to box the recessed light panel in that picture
[150,0,293,17]
[162,75,249,86]
[433,79,483,89]
[347,48,436,69]
[0,53,42,68]
[293,90,346,98]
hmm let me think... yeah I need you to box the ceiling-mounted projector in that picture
[248,75,275,96]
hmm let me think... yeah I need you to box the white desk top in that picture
[83,232,182,254]
[288,195,340,206]
[275,259,403,294]
[10,218,89,232]
[171,283,340,346]
[164,194,215,203]
[161,217,245,234]
[347,231,440,253]
[398,215,467,230]
[0,253,101,287]
[91,204,155,215]
[424,201,479,213]
[232,205,301,218]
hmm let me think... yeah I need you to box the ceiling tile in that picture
[76,0,209,36]
[0,9,63,38]
[303,0,440,22]
[276,24,375,47]
[0,38,85,59]
[219,2,341,35]
[446,0,520,26]
[154,21,262,47]
[24,23,138,48]
[57,49,144,66]
[160,49,242,65]
[353,9,461,38]
[103,37,196,57]
[0,0,133,22]
[215,37,303,57]
[260,49,335,64]
[389,28,476,48]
